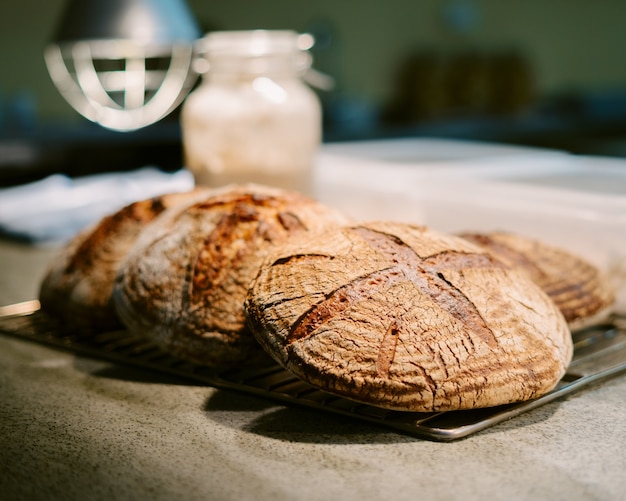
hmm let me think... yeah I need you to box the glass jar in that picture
[181,30,322,194]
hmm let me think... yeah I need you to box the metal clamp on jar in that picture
[181,30,322,193]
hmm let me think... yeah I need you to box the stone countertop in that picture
[1,239,625,501]
[2,138,626,500]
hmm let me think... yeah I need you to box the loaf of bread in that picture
[113,184,351,368]
[245,221,573,412]
[38,189,212,330]
[458,231,616,330]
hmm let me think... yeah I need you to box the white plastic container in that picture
[181,30,321,193]
[314,138,626,312]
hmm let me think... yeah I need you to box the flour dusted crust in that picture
[458,231,616,330]
[38,189,212,330]
[113,184,351,368]
[245,221,573,412]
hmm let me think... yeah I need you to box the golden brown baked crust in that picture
[113,184,351,368]
[38,189,212,330]
[458,231,616,330]
[245,221,573,412]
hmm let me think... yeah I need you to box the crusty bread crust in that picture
[113,184,351,368]
[38,189,212,330]
[245,221,573,412]
[458,231,616,330]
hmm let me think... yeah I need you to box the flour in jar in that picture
[181,31,322,194]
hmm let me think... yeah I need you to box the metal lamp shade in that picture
[45,0,202,131]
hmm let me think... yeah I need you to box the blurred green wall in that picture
[1,0,626,123]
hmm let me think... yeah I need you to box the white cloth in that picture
[0,168,195,244]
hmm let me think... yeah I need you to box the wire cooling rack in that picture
[1,300,625,441]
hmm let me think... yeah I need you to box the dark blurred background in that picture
[3,0,626,185]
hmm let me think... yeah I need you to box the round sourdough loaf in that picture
[39,189,212,330]
[458,231,616,330]
[245,221,573,412]
[113,184,351,368]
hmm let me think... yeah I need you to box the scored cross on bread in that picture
[245,221,573,412]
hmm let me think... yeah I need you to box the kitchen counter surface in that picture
[1,242,625,501]
[2,140,626,501]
